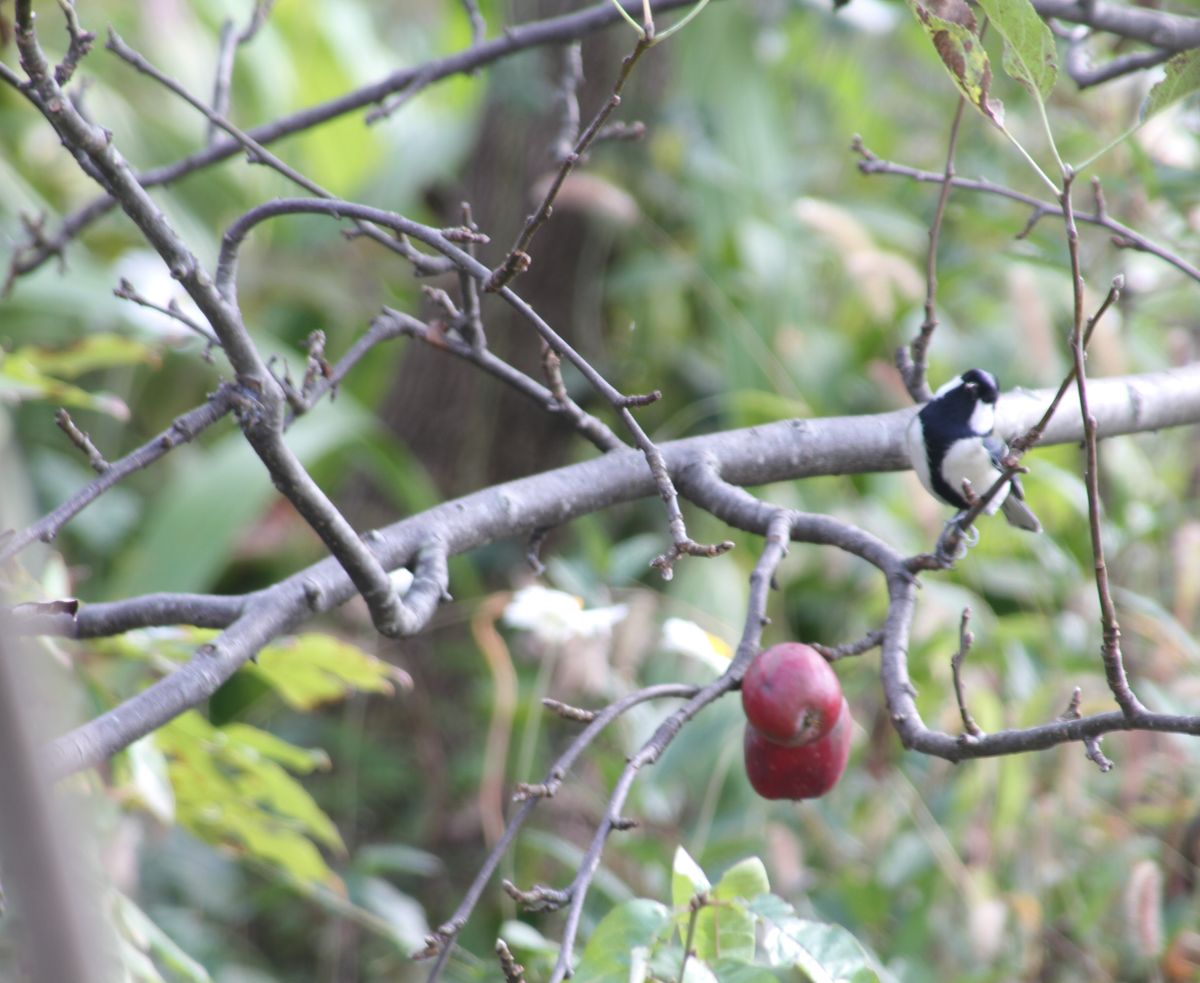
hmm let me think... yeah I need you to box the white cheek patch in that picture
[968,400,994,435]
[941,439,1008,514]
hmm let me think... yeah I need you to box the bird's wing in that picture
[983,433,1026,500]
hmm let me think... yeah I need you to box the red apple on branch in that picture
[743,698,852,800]
[741,642,842,747]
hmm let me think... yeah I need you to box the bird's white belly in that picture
[941,440,1008,513]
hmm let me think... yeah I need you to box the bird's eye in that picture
[965,382,978,392]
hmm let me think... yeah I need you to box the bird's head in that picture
[929,368,1000,433]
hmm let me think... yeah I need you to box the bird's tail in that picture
[1001,495,1042,533]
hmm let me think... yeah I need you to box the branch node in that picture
[650,538,735,581]
[542,698,596,722]
[617,389,662,408]
[501,879,570,912]
[54,408,109,473]
[811,629,885,662]
[496,939,528,983]
[949,608,982,742]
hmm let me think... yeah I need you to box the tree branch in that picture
[0,386,237,565]
[854,141,1200,285]
[32,364,1200,776]
[4,0,705,285]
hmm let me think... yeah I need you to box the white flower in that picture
[661,617,733,674]
[503,586,628,646]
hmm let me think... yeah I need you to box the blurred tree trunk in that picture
[380,0,660,495]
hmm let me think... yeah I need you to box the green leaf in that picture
[687,856,774,963]
[749,897,884,983]
[499,919,560,956]
[124,735,176,824]
[1142,49,1200,121]
[976,0,1057,100]
[573,899,672,982]
[17,334,160,379]
[354,843,444,878]
[0,349,130,418]
[247,632,401,709]
[157,712,344,887]
[111,890,213,983]
[356,877,433,954]
[706,962,790,983]
[671,844,711,911]
[220,722,331,773]
[906,0,1004,127]
[713,856,771,904]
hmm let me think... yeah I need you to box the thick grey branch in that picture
[38,364,1200,776]
[1032,0,1200,50]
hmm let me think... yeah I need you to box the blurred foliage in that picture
[3,0,1200,981]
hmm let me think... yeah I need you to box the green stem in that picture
[999,124,1060,196]
[1034,96,1066,175]
[653,0,713,43]
[1073,122,1141,176]
[608,0,646,37]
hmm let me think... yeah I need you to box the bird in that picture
[905,368,1042,533]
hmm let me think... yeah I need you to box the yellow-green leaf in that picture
[17,334,160,379]
[0,349,130,418]
[249,632,400,709]
[1142,49,1200,121]
[906,0,1004,127]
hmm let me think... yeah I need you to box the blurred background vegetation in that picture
[2,0,1200,979]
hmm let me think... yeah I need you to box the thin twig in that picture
[208,0,273,143]
[219,197,728,572]
[1009,269,1124,453]
[104,29,453,281]
[950,608,984,739]
[554,42,584,162]
[678,894,706,982]
[501,880,570,913]
[1066,42,1174,89]
[418,684,699,981]
[456,202,485,350]
[853,139,1200,284]
[373,308,622,451]
[547,511,794,982]
[1059,685,1114,771]
[495,940,527,983]
[53,409,108,473]
[1060,170,1144,717]
[52,0,95,86]
[113,277,220,346]
[896,96,968,403]
[462,0,487,47]
[0,388,237,564]
[812,629,885,663]
[487,34,653,292]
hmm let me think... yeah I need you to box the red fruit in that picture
[741,643,842,746]
[743,699,852,800]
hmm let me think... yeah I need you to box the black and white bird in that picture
[905,368,1041,533]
